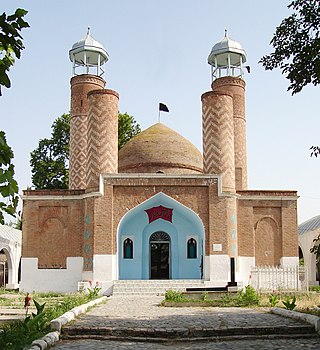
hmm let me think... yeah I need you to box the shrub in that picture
[237,285,260,306]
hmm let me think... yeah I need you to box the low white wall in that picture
[19,257,83,293]
[237,256,255,286]
[204,255,229,285]
[93,254,117,281]
[280,257,299,266]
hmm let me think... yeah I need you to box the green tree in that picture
[0,8,29,95]
[310,234,320,264]
[30,114,70,189]
[118,112,141,150]
[260,1,320,156]
[0,132,19,224]
[259,0,320,95]
[0,9,29,223]
[30,112,141,189]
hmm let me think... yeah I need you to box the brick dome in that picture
[118,123,203,174]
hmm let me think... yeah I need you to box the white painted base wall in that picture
[237,256,255,286]
[205,255,229,284]
[280,257,299,266]
[20,253,299,294]
[19,257,83,293]
[93,254,117,281]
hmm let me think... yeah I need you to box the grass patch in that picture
[0,291,103,350]
[163,287,320,311]
[163,285,260,307]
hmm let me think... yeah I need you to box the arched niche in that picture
[255,217,281,266]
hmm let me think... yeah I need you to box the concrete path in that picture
[52,295,319,349]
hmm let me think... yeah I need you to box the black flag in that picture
[159,103,169,112]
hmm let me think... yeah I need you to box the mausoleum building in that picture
[20,31,299,293]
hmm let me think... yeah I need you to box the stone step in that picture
[114,279,202,284]
[62,324,317,341]
[113,279,205,295]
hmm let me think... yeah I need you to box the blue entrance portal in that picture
[118,192,205,280]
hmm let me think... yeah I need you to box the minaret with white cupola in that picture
[202,30,248,192]
[69,29,119,191]
[202,30,249,268]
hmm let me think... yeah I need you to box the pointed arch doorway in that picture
[150,231,170,279]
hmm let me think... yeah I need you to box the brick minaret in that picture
[69,75,105,189]
[212,77,247,191]
[202,90,235,193]
[86,89,119,191]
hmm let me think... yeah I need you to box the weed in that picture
[268,293,280,307]
[87,281,102,300]
[0,292,95,350]
[310,285,320,293]
[220,292,236,306]
[201,292,208,301]
[282,295,297,310]
[165,290,186,302]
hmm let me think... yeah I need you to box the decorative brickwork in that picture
[118,123,203,174]
[86,89,119,190]
[69,75,105,190]
[202,91,235,192]
[22,198,84,268]
[212,77,247,190]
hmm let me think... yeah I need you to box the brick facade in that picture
[21,72,298,289]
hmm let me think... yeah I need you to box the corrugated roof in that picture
[298,214,320,235]
[0,224,22,245]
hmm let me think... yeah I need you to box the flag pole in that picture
[158,109,161,123]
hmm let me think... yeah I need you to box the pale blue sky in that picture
[2,0,320,223]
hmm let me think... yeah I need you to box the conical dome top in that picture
[118,123,203,174]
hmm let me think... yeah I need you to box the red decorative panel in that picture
[145,205,173,223]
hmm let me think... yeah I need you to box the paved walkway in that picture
[52,296,319,349]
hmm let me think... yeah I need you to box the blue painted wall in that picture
[118,193,205,280]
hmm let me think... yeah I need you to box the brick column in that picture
[69,75,105,190]
[202,90,235,193]
[212,76,247,191]
[86,89,119,191]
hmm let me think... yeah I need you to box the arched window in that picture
[123,238,133,259]
[150,231,170,242]
[187,238,197,259]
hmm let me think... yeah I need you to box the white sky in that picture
[1,0,320,224]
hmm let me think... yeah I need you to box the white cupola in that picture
[69,28,109,76]
[208,30,247,81]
